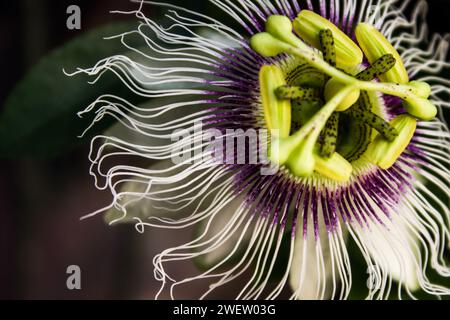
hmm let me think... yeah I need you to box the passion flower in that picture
[74,0,450,300]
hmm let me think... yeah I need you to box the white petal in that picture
[289,219,349,300]
[104,159,175,224]
[359,214,420,292]
[194,194,248,268]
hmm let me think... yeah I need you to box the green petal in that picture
[315,152,353,182]
[367,115,417,169]
[259,65,292,138]
[294,10,363,67]
[355,23,409,84]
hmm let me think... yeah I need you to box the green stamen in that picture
[293,10,363,67]
[320,113,339,157]
[318,29,338,157]
[259,65,291,138]
[356,54,396,81]
[319,29,336,67]
[252,27,436,116]
[252,14,437,180]
[284,46,432,113]
[275,86,319,100]
[271,85,356,166]
[367,115,417,169]
[344,108,398,141]
[355,23,409,84]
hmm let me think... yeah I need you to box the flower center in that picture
[281,54,398,163]
[251,12,437,182]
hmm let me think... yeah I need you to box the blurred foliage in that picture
[0,0,237,159]
[0,21,147,158]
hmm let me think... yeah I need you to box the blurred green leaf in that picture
[0,21,146,158]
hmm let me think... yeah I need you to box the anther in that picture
[275,86,320,101]
[318,28,338,157]
[367,115,417,169]
[344,108,398,141]
[319,113,340,157]
[294,10,363,67]
[355,23,409,84]
[356,54,396,81]
[319,29,336,67]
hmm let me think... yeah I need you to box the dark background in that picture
[0,0,448,299]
